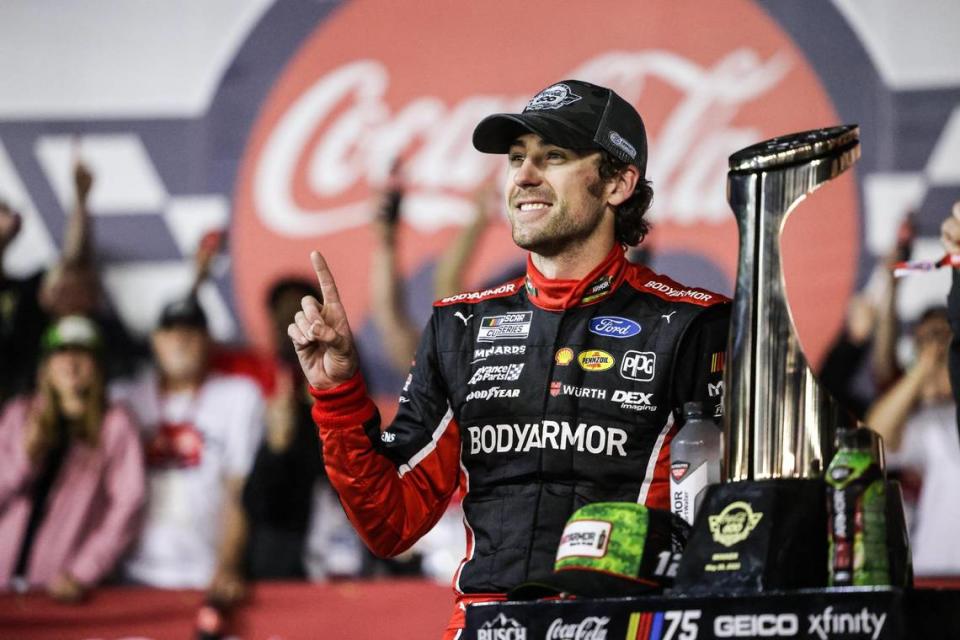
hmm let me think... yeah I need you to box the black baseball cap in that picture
[473,80,647,177]
[158,295,208,330]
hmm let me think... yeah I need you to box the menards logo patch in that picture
[577,350,614,372]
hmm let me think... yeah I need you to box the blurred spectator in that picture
[0,162,144,406]
[241,278,332,580]
[940,199,960,428]
[370,170,501,373]
[368,164,420,373]
[113,296,264,604]
[819,294,878,420]
[872,213,917,390]
[432,182,498,301]
[364,173,503,581]
[0,201,46,407]
[0,316,144,601]
[38,161,98,318]
[866,306,957,575]
[819,215,915,420]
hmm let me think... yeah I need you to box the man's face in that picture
[151,325,209,382]
[505,133,611,257]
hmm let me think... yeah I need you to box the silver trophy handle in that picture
[724,126,861,481]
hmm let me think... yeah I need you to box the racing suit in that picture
[310,244,730,636]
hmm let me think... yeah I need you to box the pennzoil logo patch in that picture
[577,350,615,372]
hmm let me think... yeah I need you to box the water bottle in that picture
[670,401,723,526]
[825,427,890,586]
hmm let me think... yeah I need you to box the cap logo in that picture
[556,520,612,560]
[608,131,637,159]
[525,83,582,111]
[57,316,98,345]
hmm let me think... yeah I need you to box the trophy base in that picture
[673,479,828,595]
[673,479,911,596]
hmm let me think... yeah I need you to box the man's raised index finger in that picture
[310,250,341,305]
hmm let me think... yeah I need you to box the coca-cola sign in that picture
[251,50,790,237]
[231,0,857,374]
[546,616,610,640]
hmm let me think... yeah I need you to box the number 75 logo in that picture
[662,610,701,640]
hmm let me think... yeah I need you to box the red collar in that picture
[523,244,628,310]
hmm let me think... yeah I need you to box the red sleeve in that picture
[310,369,461,558]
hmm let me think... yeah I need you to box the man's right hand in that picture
[287,251,359,389]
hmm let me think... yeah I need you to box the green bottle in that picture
[825,427,890,586]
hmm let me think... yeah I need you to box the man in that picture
[866,305,957,575]
[113,296,264,604]
[290,80,730,637]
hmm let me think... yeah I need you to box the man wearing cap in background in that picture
[289,80,730,638]
[112,295,264,605]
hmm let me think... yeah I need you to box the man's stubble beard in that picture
[510,178,607,258]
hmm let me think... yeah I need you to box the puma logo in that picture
[454,311,473,326]
[661,311,677,324]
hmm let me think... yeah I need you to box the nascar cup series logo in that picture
[230,0,857,370]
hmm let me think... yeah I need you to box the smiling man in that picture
[290,80,731,639]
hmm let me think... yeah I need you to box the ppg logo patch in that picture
[620,350,656,382]
[524,83,582,111]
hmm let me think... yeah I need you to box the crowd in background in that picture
[0,160,501,610]
[820,209,960,577]
[0,158,958,613]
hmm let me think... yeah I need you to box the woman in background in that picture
[0,315,144,601]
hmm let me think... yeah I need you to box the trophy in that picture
[675,126,863,594]
[724,125,860,481]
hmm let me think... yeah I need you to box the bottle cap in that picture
[836,427,885,468]
[683,401,706,420]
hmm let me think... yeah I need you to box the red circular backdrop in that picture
[232,0,858,368]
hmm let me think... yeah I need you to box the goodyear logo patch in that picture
[577,350,614,372]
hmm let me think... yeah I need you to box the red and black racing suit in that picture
[310,245,729,637]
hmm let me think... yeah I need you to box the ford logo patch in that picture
[589,316,641,338]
